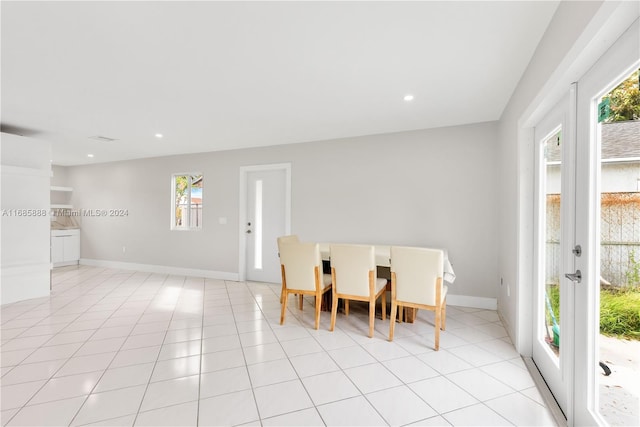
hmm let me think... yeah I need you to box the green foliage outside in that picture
[595,69,640,339]
[174,175,188,205]
[606,69,640,122]
[174,175,188,225]
[600,287,640,340]
[547,284,640,341]
[546,284,560,326]
[626,249,640,288]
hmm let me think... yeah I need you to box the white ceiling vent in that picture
[89,135,117,142]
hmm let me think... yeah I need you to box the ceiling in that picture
[1,1,559,166]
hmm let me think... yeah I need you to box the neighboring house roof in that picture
[546,120,639,162]
[602,120,640,160]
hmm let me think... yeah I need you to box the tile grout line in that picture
[228,280,266,426]
[4,268,140,426]
[256,283,325,425]
[1,268,121,380]
[66,270,159,426]
[2,269,556,427]
[61,270,164,425]
[195,276,206,427]
[130,274,187,426]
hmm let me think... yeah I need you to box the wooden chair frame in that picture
[277,235,300,304]
[280,265,331,330]
[330,269,387,338]
[388,272,447,350]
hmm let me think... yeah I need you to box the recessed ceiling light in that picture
[87,154,94,158]
[404,94,414,101]
[155,133,163,138]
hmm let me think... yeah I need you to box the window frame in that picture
[171,172,203,231]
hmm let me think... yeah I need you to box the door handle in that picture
[565,270,582,283]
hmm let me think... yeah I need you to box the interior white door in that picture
[573,18,639,426]
[244,167,288,283]
[532,92,575,418]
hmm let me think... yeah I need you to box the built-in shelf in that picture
[51,185,73,210]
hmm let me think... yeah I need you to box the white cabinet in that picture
[51,229,80,266]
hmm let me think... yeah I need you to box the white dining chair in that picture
[329,244,387,338]
[277,235,300,304]
[279,241,332,330]
[388,246,447,350]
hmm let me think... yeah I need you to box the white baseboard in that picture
[447,294,497,310]
[53,260,79,268]
[79,259,239,281]
[1,262,51,305]
[79,259,496,310]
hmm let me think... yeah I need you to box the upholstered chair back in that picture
[277,235,299,254]
[391,246,443,306]
[330,244,376,297]
[280,242,322,292]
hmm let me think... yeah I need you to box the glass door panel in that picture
[533,95,573,416]
[543,128,562,359]
[595,68,640,427]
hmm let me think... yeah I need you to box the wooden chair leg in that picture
[381,291,386,321]
[368,298,375,338]
[314,292,321,330]
[280,291,288,325]
[441,300,447,330]
[330,294,338,331]
[299,294,304,310]
[434,307,441,351]
[389,302,397,341]
[345,300,349,316]
[280,282,286,304]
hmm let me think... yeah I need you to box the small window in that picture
[172,173,203,230]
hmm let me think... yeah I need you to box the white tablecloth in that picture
[318,243,456,284]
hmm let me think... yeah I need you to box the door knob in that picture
[565,270,582,283]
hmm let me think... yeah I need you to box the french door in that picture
[533,16,639,426]
[573,18,639,426]
[533,90,575,417]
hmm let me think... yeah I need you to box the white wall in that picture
[1,133,52,305]
[66,122,499,303]
[51,165,68,187]
[497,0,604,350]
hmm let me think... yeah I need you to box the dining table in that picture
[317,243,456,322]
[318,243,456,283]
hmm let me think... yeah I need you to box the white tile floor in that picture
[0,266,558,426]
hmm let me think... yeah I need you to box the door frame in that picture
[238,163,291,282]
